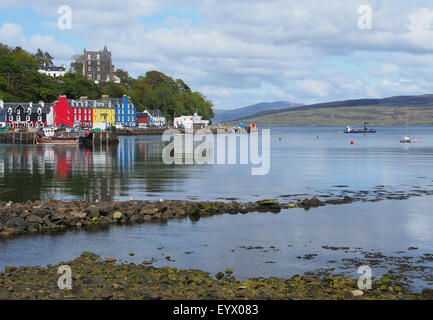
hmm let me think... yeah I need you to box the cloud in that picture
[3,1,433,108]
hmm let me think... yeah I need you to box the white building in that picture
[144,110,166,127]
[174,113,209,129]
[38,64,67,78]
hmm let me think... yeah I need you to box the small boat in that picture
[344,123,376,133]
[400,137,412,143]
[36,131,79,145]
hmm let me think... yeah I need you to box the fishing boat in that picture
[344,122,376,133]
[36,127,79,145]
[400,136,412,143]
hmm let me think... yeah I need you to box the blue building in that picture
[112,95,136,127]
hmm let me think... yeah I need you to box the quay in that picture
[116,126,256,135]
[0,130,118,145]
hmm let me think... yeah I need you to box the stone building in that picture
[82,46,114,83]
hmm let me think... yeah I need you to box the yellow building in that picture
[91,98,115,129]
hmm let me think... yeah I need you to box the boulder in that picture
[87,205,100,218]
[26,215,43,224]
[50,212,65,222]
[69,211,87,219]
[5,217,26,232]
[140,208,158,215]
[113,211,123,220]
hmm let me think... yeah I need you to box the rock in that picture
[50,212,65,222]
[215,272,225,280]
[140,208,158,215]
[5,217,26,232]
[283,203,296,208]
[97,204,114,216]
[421,288,433,299]
[0,223,3,232]
[100,290,113,299]
[142,261,153,265]
[0,231,9,237]
[69,211,87,219]
[26,215,43,224]
[87,205,100,218]
[225,268,233,275]
[5,266,17,273]
[257,199,279,206]
[106,258,117,263]
[55,207,68,215]
[113,211,123,220]
[351,290,364,297]
[300,197,325,209]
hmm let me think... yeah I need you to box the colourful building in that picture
[113,95,136,127]
[53,96,93,128]
[92,96,115,129]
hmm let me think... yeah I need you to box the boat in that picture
[400,137,412,143]
[344,122,376,133]
[36,128,79,145]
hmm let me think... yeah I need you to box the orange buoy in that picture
[350,141,354,145]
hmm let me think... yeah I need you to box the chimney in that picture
[101,95,110,101]
[79,96,88,100]
[39,100,44,107]
[29,102,33,108]
[0,99,3,109]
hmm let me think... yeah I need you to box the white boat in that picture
[400,137,412,143]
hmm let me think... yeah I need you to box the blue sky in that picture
[1,0,433,109]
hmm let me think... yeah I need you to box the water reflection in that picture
[1,127,433,202]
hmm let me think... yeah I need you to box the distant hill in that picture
[212,101,303,122]
[230,94,433,126]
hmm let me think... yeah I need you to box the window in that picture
[17,116,20,121]
[26,116,30,121]
[97,54,100,60]
[8,108,12,114]
[38,116,42,122]
[38,108,42,114]
[97,74,100,80]
[9,116,12,121]
[87,74,92,80]
[88,54,91,60]
[88,67,91,71]
[17,109,20,114]
[97,67,100,72]
[27,108,31,114]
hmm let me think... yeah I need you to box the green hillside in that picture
[229,97,433,126]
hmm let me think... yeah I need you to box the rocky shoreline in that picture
[0,190,429,240]
[1,251,431,300]
[0,197,338,239]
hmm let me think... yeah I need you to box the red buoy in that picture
[350,141,354,145]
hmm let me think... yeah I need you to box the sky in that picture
[1,0,433,109]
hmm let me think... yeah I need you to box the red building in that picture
[136,112,149,125]
[53,96,93,128]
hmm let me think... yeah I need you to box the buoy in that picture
[350,141,354,145]
[279,137,282,141]
[414,140,418,144]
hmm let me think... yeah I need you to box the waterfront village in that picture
[0,46,210,131]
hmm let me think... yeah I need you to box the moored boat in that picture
[344,122,376,133]
[400,136,412,143]
[36,132,79,145]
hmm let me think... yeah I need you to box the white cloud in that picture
[3,1,433,108]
